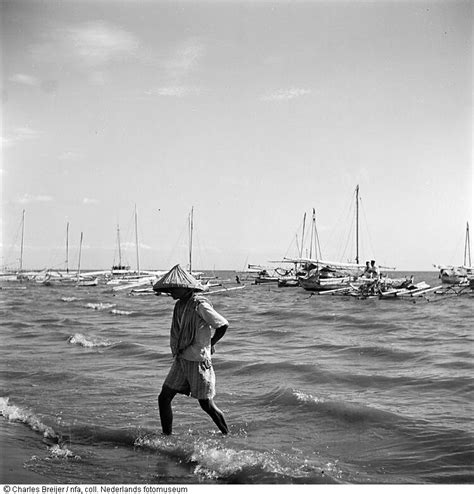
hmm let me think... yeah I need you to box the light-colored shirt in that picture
[180,300,228,362]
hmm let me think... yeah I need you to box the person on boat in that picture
[368,260,379,278]
[400,275,415,289]
[362,261,371,277]
[153,264,229,436]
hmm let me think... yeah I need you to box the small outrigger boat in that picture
[434,221,472,286]
[296,259,364,292]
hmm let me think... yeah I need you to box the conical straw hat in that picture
[153,264,206,293]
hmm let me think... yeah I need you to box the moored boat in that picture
[435,222,472,286]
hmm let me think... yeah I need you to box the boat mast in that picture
[355,185,359,264]
[189,206,194,273]
[300,212,306,258]
[117,224,123,268]
[464,221,471,267]
[134,205,140,276]
[314,209,322,261]
[19,209,25,272]
[77,232,83,281]
[66,222,69,273]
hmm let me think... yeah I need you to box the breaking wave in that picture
[110,309,133,316]
[1,397,58,440]
[85,302,116,311]
[67,333,114,348]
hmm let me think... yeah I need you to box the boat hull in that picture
[298,275,352,292]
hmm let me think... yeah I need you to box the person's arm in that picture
[211,324,228,353]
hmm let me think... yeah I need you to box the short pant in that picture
[163,357,216,400]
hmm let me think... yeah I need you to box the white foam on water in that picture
[48,443,81,460]
[0,397,58,440]
[110,309,133,316]
[85,302,116,311]
[67,333,113,348]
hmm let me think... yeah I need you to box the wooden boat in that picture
[297,186,369,292]
[254,270,279,284]
[111,224,131,275]
[277,276,299,287]
[298,262,360,292]
[1,210,26,281]
[435,222,472,285]
[244,265,280,284]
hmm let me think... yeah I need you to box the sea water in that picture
[1,272,473,484]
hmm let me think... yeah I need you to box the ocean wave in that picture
[334,344,423,362]
[61,296,78,302]
[259,388,402,426]
[229,361,319,380]
[293,389,400,423]
[68,333,114,348]
[48,443,81,460]
[0,396,59,440]
[107,341,158,359]
[85,302,117,311]
[1,397,81,460]
[134,434,331,483]
[110,309,133,316]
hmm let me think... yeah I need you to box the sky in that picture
[1,0,472,272]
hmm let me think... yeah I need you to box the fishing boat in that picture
[297,259,364,292]
[297,187,368,291]
[435,222,472,285]
[111,224,131,275]
[1,210,26,282]
[252,266,280,284]
[267,208,324,287]
[108,206,165,290]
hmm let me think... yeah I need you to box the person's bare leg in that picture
[158,385,178,435]
[199,398,229,434]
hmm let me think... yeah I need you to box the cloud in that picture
[2,127,40,148]
[65,21,139,66]
[145,86,200,98]
[164,39,205,81]
[32,21,139,71]
[262,88,311,101]
[17,194,53,204]
[10,73,39,86]
[83,198,99,205]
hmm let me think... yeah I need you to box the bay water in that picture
[1,271,472,484]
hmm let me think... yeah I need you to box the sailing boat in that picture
[277,209,320,287]
[296,187,366,292]
[111,224,131,275]
[111,205,166,292]
[108,206,142,285]
[436,222,472,285]
[187,206,205,280]
[75,232,99,287]
[0,210,28,283]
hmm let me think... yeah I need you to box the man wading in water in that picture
[153,264,229,435]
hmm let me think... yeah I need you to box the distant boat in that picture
[1,209,26,281]
[111,223,131,275]
[277,209,320,288]
[77,277,99,287]
[297,185,409,293]
[297,186,366,292]
[435,222,472,285]
[108,206,156,287]
[297,260,362,292]
[245,265,279,284]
